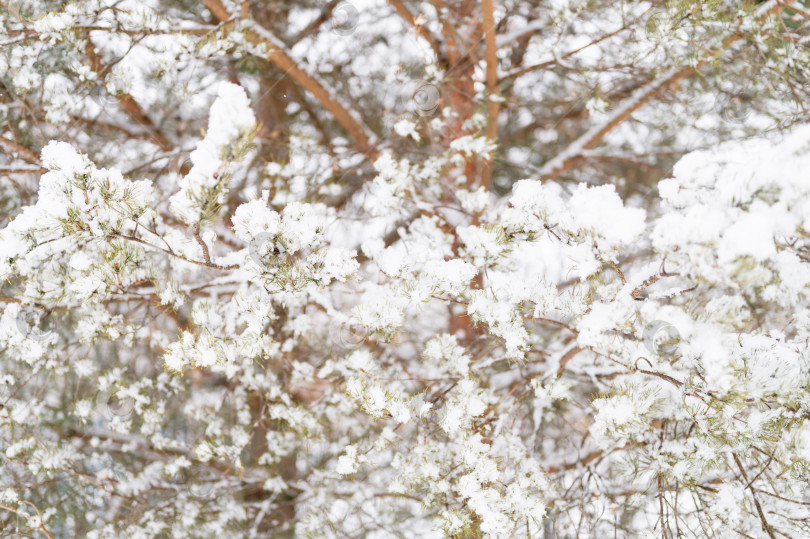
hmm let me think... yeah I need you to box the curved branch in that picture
[0,500,55,539]
[84,35,174,153]
[537,65,694,181]
[537,1,787,182]
[500,23,629,82]
[202,0,374,154]
[388,0,443,61]
[106,233,237,270]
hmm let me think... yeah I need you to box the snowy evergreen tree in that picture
[1,1,809,537]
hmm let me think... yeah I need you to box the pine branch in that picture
[84,35,175,153]
[538,1,788,181]
[201,0,375,154]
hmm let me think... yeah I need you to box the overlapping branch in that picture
[201,0,374,154]
[537,0,786,181]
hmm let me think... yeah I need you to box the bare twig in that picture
[556,346,583,376]
[106,233,237,270]
[606,260,626,285]
[0,135,43,167]
[388,0,443,61]
[0,500,55,539]
[501,24,630,81]
[0,166,46,175]
[733,453,777,539]
[191,223,212,264]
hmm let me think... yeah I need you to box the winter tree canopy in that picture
[1,0,810,537]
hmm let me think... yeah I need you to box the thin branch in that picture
[0,500,55,539]
[537,65,694,181]
[556,346,583,376]
[546,442,641,474]
[525,315,579,335]
[201,0,231,21]
[605,260,626,285]
[776,0,810,20]
[4,25,218,38]
[0,167,46,175]
[202,0,374,154]
[0,135,43,168]
[106,233,237,270]
[293,0,340,41]
[84,35,174,152]
[578,150,669,176]
[501,23,629,81]
[537,2,787,181]
[387,0,443,61]
[658,470,669,539]
[495,18,544,49]
[191,223,212,264]
[430,0,461,66]
[591,348,685,388]
[733,453,777,539]
[631,274,661,299]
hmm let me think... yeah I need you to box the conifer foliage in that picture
[1,1,809,537]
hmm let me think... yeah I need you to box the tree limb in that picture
[84,35,175,153]
[734,453,778,539]
[537,1,787,181]
[202,0,375,154]
[388,0,443,61]
[0,135,44,168]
